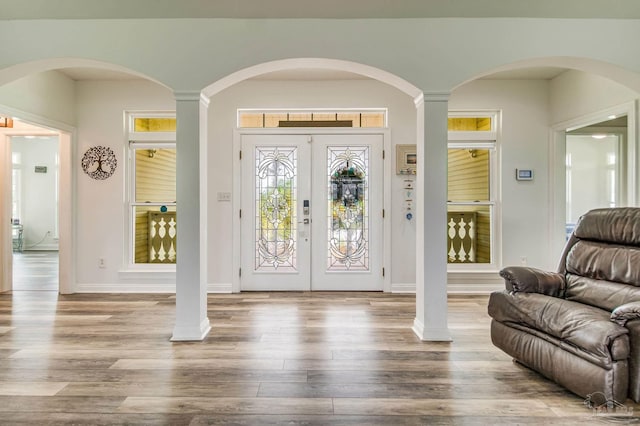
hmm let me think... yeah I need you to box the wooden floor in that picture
[12,251,58,291]
[0,291,635,425]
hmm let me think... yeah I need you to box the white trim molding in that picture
[412,319,452,342]
[392,271,503,294]
[208,282,233,293]
[76,282,177,293]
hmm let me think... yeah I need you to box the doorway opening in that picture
[565,115,628,238]
[7,120,61,292]
[238,130,387,291]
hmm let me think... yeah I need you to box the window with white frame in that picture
[447,112,499,268]
[126,112,177,265]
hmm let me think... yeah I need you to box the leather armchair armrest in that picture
[499,266,565,297]
[611,302,640,326]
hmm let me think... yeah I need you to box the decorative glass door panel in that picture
[255,146,297,272]
[311,134,382,291]
[241,134,311,291]
[327,147,369,271]
[241,132,383,292]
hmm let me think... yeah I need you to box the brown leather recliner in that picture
[488,207,640,402]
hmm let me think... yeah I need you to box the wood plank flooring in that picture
[12,251,58,291]
[0,291,636,425]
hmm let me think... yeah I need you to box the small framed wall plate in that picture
[396,144,417,175]
[516,168,533,181]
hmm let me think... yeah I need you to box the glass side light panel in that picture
[327,146,369,271]
[255,146,297,272]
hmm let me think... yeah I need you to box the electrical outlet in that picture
[98,258,106,269]
[217,192,232,202]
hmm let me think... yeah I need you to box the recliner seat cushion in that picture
[488,291,629,363]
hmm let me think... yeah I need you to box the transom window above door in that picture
[237,109,387,128]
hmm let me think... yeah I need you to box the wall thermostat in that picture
[516,169,533,181]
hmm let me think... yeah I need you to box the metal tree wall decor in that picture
[81,146,118,180]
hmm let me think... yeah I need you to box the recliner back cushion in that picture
[565,240,640,310]
[574,208,640,246]
[565,274,640,311]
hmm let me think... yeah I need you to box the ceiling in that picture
[25,0,596,83]
[3,0,640,19]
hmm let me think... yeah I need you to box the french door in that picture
[240,132,383,291]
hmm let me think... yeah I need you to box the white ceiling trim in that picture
[3,0,640,20]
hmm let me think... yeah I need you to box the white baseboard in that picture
[391,283,416,293]
[391,271,504,295]
[23,244,59,251]
[75,282,177,293]
[75,282,234,294]
[208,282,232,293]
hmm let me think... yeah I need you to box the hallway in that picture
[0,291,622,424]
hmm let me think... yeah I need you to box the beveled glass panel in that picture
[255,147,297,271]
[447,148,490,202]
[447,205,491,264]
[134,118,177,132]
[448,117,492,131]
[327,146,369,271]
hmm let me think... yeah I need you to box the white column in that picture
[413,92,452,341]
[171,91,211,341]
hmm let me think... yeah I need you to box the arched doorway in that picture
[451,57,640,273]
[0,59,171,295]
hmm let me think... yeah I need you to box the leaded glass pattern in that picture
[255,147,297,271]
[327,147,369,271]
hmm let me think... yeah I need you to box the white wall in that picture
[550,70,638,124]
[0,71,76,126]
[450,79,552,271]
[207,79,417,290]
[74,80,175,290]
[72,77,559,292]
[16,72,636,292]
[11,136,59,250]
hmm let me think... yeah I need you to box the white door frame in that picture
[232,127,391,293]
[549,101,637,265]
[0,105,75,294]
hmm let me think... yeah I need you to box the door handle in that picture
[298,218,310,225]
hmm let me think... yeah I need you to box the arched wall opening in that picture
[451,56,640,271]
[192,57,455,341]
[0,59,173,295]
[201,58,425,296]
